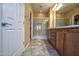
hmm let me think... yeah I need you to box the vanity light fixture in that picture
[52,3,58,11]
[53,3,63,11]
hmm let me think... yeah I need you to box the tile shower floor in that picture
[21,39,59,56]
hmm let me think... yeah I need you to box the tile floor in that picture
[21,39,59,56]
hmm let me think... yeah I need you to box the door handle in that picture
[1,22,12,27]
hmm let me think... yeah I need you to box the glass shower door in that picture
[33,22,47,39]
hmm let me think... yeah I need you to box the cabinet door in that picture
[48,29,56,47]
[56,30,64,55]
[64,31,79,56]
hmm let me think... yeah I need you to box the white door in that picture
[0,4,2,56]
[2,3,24,56]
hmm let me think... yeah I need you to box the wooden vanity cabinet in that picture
[56,29,64,55]
[48,28,79,56]
[63,28,79,56]
[48,29,56,47]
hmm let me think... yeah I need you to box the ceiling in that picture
[31,3,79,13]
[58,3,79,13]
[31,3,54,13]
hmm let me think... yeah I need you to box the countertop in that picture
[48,25,79,29]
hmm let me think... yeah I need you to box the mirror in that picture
[74,14,79,25]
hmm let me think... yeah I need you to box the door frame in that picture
[30,11,34,40]
[30,12,32,41]
[71,12,79,25]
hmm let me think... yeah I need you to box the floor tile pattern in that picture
[21,39,59,56]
